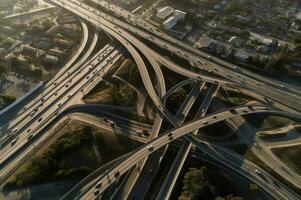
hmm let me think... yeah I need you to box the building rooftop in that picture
[156,6,174,20]
[163,16,178,30]
[235,49,254,61]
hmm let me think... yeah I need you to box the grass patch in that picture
[166,87,188,115]
[245,114,295,131]
[94,129,142,163]
[199,121,233,138]
[228,144,301,196]
[0,93,16,110]
[84,79,137,107]
[272,145,301,176]
[217,89,256,106]
[4,124,142,190]
[110,109,154,125]
[115,58,143,89]
[4,126,97,189]
[171,153,244,200]
[161,67,187,92]
[257,132,288,139]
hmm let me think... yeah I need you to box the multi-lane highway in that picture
[127,82,204,200]
[0,42,123,183]
[0,20,89,136]
[156,84,219,200]
[90,0,301,94]
[1,0,301,200]
[228,116,301,190]
[48,1,301,198]
[84,0,301,113]
[187,135,301,200]
[78,105,300,200]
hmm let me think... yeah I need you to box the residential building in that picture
[156,6,174,20]
[174,10,186,21]
[46,24,61,35]
[43,54,59,64]
[163,16,178,30]
[22,44,45,56]
[228,36,243,47]
[54,39,73,48]
[235,49,254,62]
[49,48,65,57]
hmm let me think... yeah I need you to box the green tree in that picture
[215,194,244,200]
[295,44,301,54]
[224,0,239,14]
[0,63,7,76]
[249,183,260,193]
[179,167,217,200]
[9,56,21,69]
[265,44,289,74]
[169,88,187,114]
[186,13,201,26]
[239,31,250,39]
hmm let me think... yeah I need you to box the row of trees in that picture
[179,167,260,200]
[4,126,95,189]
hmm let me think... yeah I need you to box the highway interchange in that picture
[1,0,301,200]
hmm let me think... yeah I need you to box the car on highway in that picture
[136,130,150,137]
[168,133,173,140]
[230,109,238,115]
[13,128,18,133]
[27,134,34,141]
[95,181,102,189]
[242,109,249,113]
[30,110,36,117]
[114,171,120,178]
[94,189,100,196]
[255,169,269,182]
[104,117,115,126]
[147,145,154,152]
[11,137,18,146]
[108,120,115,126]
[253,142,258,147]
